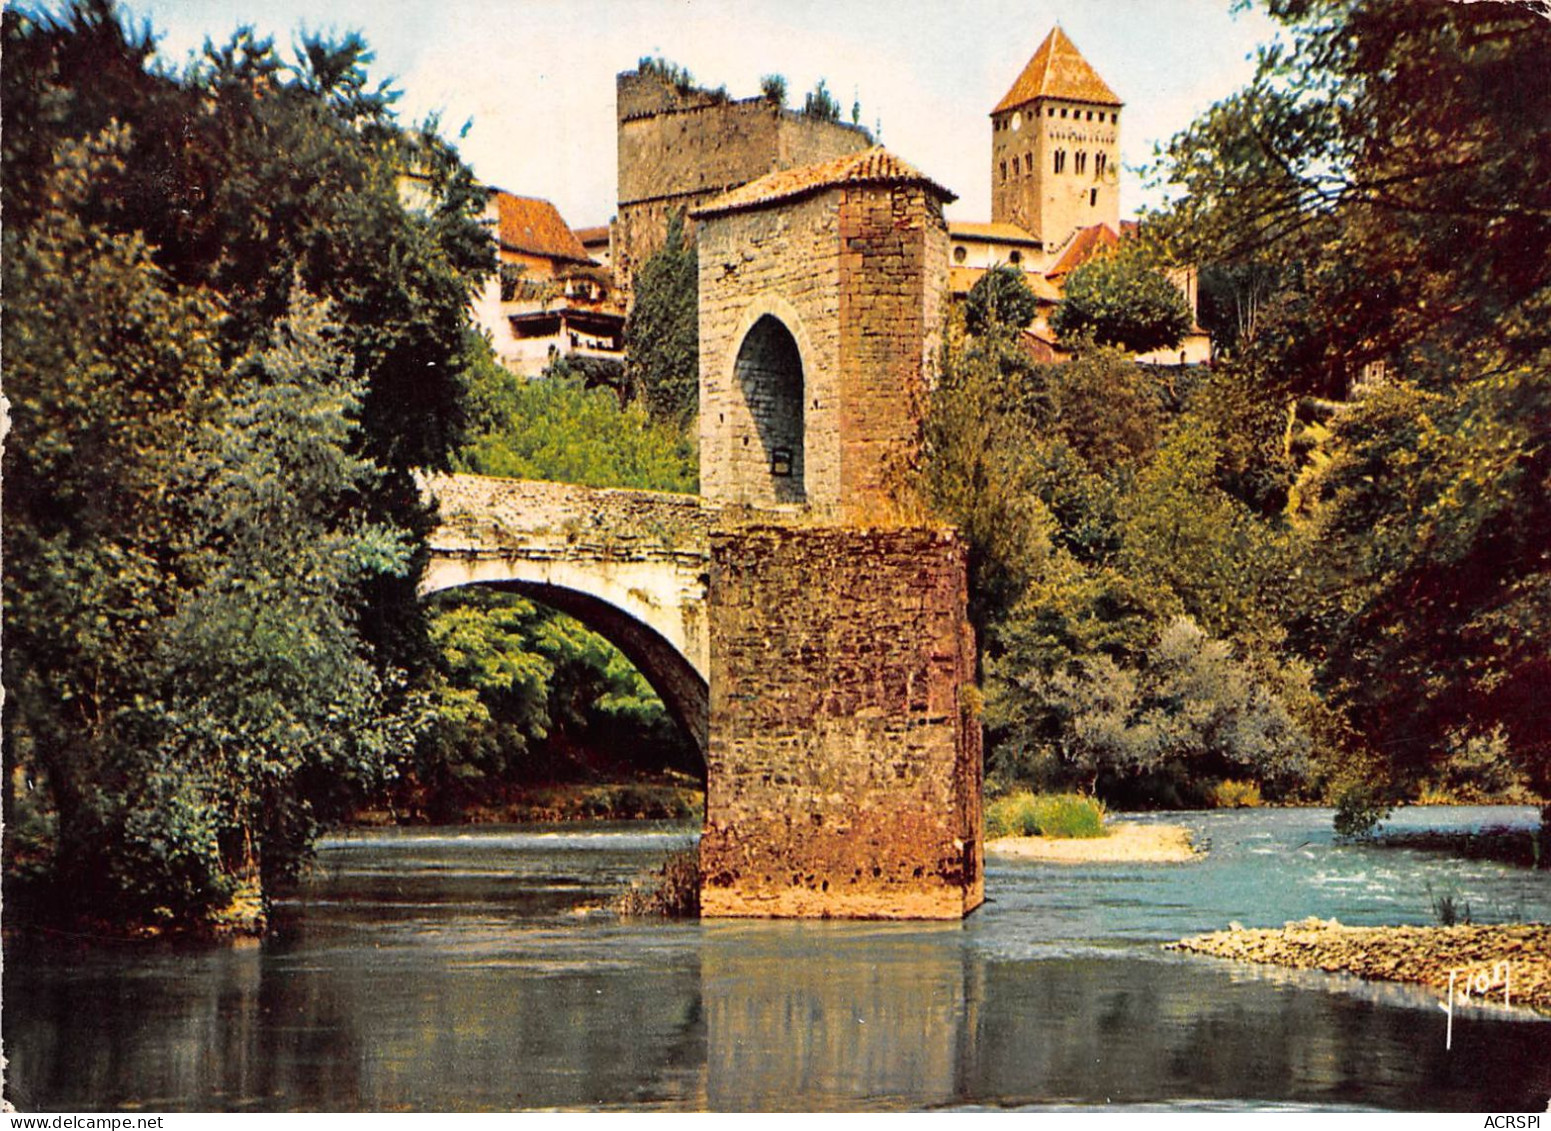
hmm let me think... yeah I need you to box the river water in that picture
[5,806,1549,1111]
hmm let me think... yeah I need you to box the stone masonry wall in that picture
[701,525,983,919]
[615,72,868,291]
[837,184,948,521]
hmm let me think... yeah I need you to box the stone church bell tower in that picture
[990,26,1123,253]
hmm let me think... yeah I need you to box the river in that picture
[5,806,1548,1111]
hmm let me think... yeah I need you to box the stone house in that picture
[470,189,625,378]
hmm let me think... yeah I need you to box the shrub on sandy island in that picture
[613,849,700,917]
[986,792,1107,839]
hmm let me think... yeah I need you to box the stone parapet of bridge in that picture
[421,472,713,756]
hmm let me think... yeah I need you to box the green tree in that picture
[989,616,1311,804]
[759,73,787,106]
[964,264,1040,337]
[803,78,841,122]
[1120,417,1285,641]
[1050,248,1193,353]
[623,209,700,425]
[3,1,494,683]
[412,590,696,819]
[1153,0,1551,377]
[1149,0,1551,806]
[2,3,492,926]
[924,291,1311,803]
[1044,348,1165,471]
[459,348,697,493]
[1292,356,1551,799]
[922,319,1055,648]
[3,131,227,915]
[2,128,413,922]
[150,291,417,901]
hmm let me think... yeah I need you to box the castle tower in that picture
[990,26,1122,254]
[693,147,954,523]
[614,65,870,296]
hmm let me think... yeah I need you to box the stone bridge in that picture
[420,472,714,757]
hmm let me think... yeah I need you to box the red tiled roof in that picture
[994,27,1122,114]
[573,225,610,247]
[1021,328,1068,364]
[692,146,956,218]
[1046,222,1121,278]
[490,191,593,263]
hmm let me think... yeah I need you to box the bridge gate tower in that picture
[692,147,984,918]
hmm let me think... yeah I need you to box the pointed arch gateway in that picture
[731,313,806,505]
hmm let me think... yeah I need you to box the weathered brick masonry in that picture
[695,149,952,522]
[701,525,983,918]
[837,183,949,516]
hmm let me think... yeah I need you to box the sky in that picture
[120,0,1282,230]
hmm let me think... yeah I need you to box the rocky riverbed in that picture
[1169,918,1551,1013]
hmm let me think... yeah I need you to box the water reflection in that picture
[5,809,1549,1111]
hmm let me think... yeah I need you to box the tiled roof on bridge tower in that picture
[994,26,1122,113]
[692,146,957,218]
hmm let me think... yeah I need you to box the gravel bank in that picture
[1168,918,1551,1013]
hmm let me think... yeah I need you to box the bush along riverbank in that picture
[1168,918,1551,1014]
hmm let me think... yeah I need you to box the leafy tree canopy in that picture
[803,78,841,121]
[760,73,787,106]
[622,209,700,426]
[2,2,493,926]
[459,348,697,494]
[1050,248,1193,354]
[965,265,1040,337]
[1146,0,1551,805]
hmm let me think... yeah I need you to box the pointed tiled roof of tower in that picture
[692,146,957,218]
[994,26,1121,113]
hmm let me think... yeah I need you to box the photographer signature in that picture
[1437,958,1512,1050]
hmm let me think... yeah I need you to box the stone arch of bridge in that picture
[726,295,812,506]
[421,576,709,774]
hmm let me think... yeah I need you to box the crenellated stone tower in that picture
[990,26,1122,254]
[690,148,984,919]
[614,65,871,296]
